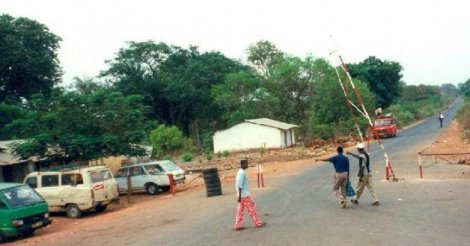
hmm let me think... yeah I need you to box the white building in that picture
[213,118,299,153]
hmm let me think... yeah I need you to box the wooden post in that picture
[126,175,132,203]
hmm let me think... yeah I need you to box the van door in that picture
[89,169,118,202]
[37,174,63,211]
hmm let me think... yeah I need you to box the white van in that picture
[23,166,119,218]
[115,160,185,195]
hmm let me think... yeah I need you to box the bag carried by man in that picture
[346,179,356,197]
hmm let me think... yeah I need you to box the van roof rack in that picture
[40,163,85,172]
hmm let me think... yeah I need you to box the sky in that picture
[2,0,469,86]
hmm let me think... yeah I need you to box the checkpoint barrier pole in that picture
[385,161,390,180]
[256,164,265,188]
[168,173,175,195]
[419,154,423,179]
[260,164,265,188]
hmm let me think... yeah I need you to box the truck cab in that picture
[373,115,397,138]
[0,183,51,242]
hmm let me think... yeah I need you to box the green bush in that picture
[457,100,470,140]
[222,150,230,158]
[216,151,222,159]
[205,151,213,162]
[310,124,335,140]
[181,152,193,162]
[149,125,186,158]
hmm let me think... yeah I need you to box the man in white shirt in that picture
[234,159,266,230]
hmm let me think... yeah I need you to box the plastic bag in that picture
[346,180,356,197]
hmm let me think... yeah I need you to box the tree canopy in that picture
[7,88,150,162]
[0,14,62,103]
[348,56,403,108]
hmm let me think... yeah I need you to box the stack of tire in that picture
[202,168,222,197]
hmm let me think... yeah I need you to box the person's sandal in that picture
[351,199,358,205]
[256,222,266,228]
[372,201,380,206]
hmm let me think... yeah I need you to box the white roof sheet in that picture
[244,118,298,130]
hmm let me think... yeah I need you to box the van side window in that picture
[62,174,84,185]
[25,177,38,188]
[42,175,59,187]
[90,170,113,183]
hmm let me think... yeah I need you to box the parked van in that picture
[0,183,51,242]
[115,160,186,195]
[23,166,119,218]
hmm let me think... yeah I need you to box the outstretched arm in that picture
[345,150,360,159]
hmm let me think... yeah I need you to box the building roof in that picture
[244,118,299,130]
[0,140,27,166]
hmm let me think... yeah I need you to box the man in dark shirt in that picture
[317,146,350,208]
[346,143,379,206]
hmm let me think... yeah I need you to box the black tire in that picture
[95,204,107,213]
[207,190,222,197]
[146,183,159,195]
[204,179,221,186]
[203,177,220,184]
[206,186,222,193]
[203,172,219,179]
[66,204,82,218]
[202,168,218,174]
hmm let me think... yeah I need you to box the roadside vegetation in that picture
[0,14,463,164]
[456,79,470,140]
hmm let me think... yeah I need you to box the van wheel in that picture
[66,204,82,218]
[95,204,107,212]
[146,183,158,195]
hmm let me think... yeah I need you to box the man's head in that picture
[240,159,249,169]
[336,146,343,154]
[357,142,365,153]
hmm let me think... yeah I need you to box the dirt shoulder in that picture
[420,121,470,164]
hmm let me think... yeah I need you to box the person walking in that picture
[438,112,445,128]
[317,146,350,208]
[234,159,266,231]
[346,143,379,206]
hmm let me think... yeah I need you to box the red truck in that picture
[372,115,397,138]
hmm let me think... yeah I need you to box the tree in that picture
[459,79,470,97]
[0,14,62,103]
[7,88,150,162]
[348,56,403,108]
[70,76,103,94]
[311,61,376,140]
[102,41,249,149]
[247,40,284,79]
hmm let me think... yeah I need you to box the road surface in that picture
[30,98,470,246]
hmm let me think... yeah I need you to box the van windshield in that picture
[161,161,181,172]
[1,185,45,209]
[375,119,392,126]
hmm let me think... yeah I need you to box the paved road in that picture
[52,98,470,246]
